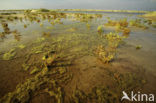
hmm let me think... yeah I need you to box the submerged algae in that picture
[3,48,16,60]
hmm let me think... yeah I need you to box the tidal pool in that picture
[0,10,156,103]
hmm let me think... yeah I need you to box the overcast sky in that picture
[0,0,156,10]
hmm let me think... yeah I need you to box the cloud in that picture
[0,0,156,10]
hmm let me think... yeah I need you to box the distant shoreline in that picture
[56,9,150,13]
[0,9,153,13]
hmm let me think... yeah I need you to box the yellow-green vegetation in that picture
[1,22,10,34]
[22,63,30,71]
[86,23,90,29]
[40,23,43,27]
[43,52,56,66]
[95,32,124,63]
[129,19,148,29]
[0,46,72,103]
[18,44,26,49]
[46,26,53,30]
[0,9,151,103]
[30,66,40,74]
[36,37,45,43]
[143,11,156,20]
[24,24,27,28]
[3,48,16,60]
[42,32,51,37]
[105,18,149,30]
[58,67,66,74]
[136,45,142,49]
[71,13,102,23]
[95,45,115,63]
[97,25,104,35]
[104,18,132,35]
[66,27,77,32]
[31,44,45,54]
[152,24,156,28]
[45,87,63,103]
[104,32,124,48]
[0,67,49,103]
[12,29,21,41]
[0,32,6,39]
[71,71,146,103]
[122,28,131,37]
[105,18,128,28]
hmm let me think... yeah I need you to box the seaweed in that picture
[152,24,156,28]
[105,18,128,28]
[86,23,91,29]
[95,32,124,63]
[136,45,142,49]
[46,26,53,30]
[45,87,63,103]
[42,32,51,37]
[3,48,16,60]
[24,24,27,28]
[0,32,6,39]
[66,28,77,32]
[30,66,41,74]
[129,19,148,29]
[43,51,56,66]
[12,30,21,41]
[97,25,103,35]
[18,44,26,49]
[95,45,115,63]
[22,63,30,71]
[122,28,131,37]
[0,67,50,103]
[31,44,45,53]
[36,37,45,43]
[1,22,11,34]
[71,69,146,103]
[40,23,43,27]
[71,87,119,103]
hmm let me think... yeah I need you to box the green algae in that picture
[152,24,156,28]
[0,67,49,103]
[18,44,26,49]
[58,67,66,74]
[129,19,148,29]
[46,26,53,30]
[66,27,77,32]
[71,87,119,103]
[0,62,71,103]
[71,70,146,103]
[40,23,43,27]
[36,37,45,43]
[0,32,6,39]
[31,44,45,53]
[45,87,63,103]
[22,63,30,71]
[86,23,90,29]
[24,24,27,28]
[95,32,124,63]
[3,48,16,60]
[97,25,104,35]
[0,10,152,103]
[30,66,41,74]
[95,45,115,63]
[42,32,51,37]
[136,45,142,49]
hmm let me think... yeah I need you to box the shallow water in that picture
[0,11,156,103]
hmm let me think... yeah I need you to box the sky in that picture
[0,0,156,11]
